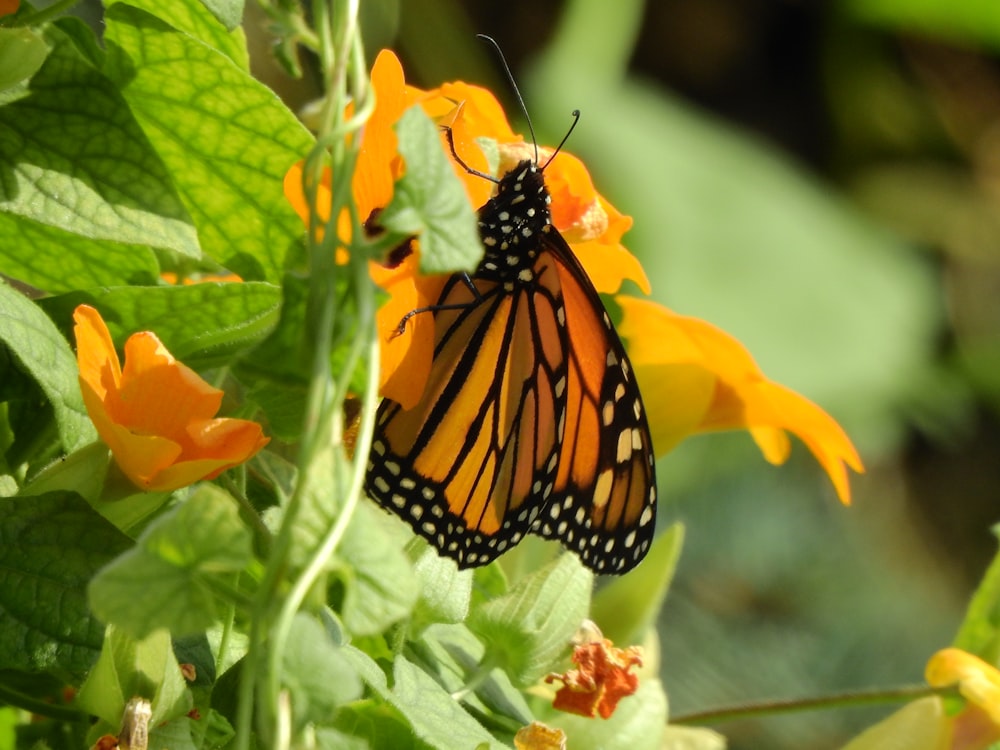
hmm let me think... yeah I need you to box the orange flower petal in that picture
[616,296,863,504]
[116,332,223,436]
[354,49,407,214]
[73,305,268,493]
[369,252,447,409]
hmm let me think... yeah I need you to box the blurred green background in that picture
[248,0,999,747]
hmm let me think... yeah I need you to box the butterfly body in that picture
[366,159,657,574]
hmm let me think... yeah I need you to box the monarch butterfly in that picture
[365,61,657,575]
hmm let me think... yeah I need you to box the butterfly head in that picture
[479,160,552,253]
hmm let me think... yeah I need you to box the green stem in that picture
[16,0,79,26]
[220,474,273,555]
[0,683,85,722]
[670,684,954,726]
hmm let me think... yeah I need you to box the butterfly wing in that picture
[531,233,658,574]
[366,256,569,567]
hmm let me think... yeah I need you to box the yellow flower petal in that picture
[927,649,1000,727]
[616,296,863,504]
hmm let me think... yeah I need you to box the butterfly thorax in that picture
[475,160,552,284]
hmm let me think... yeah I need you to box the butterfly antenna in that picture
[477,34,539,164]
[542,109,581,171]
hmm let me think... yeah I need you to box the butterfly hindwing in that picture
[532,236,657,574]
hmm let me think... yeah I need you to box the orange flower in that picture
[544,639,643,719]
[0,0,19,18]
[286,49,862,504]
[283,50,645,409]
[73,305,269,493]
[616,297,863,504]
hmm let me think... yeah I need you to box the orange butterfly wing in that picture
[366,160,657,574]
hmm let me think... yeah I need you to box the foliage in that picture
[2,0,1000,749]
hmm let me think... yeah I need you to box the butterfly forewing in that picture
[367,245,568,567]
[365,159,657,574]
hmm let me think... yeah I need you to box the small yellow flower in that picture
[73,305,269,492]
[842,648,1000,750]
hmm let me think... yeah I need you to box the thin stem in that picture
[0,684,85,722]
[220,474,273,555]
[670,684,954,726]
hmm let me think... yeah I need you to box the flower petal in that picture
[74,305,122,401]
[116,331,223,439]
[545,639,643,719]
[616,296,863,504]
[355,49,407,214]
[927,649,1000,727]
[369,252,447,409]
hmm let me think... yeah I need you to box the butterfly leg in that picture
[392,273,483,336]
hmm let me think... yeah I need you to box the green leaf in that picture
[328,700,421,750]
[547,678,669,750]
[335,503,420,636]
[410,548,473,633]
[0,492,131,678]
[660,726,727,750]
[953,531,1000,662]
[76,627,191,727]
[0,27,199,259]
[197,0,246,34]
[845,0,1000,51]
[0,281,95,452]
[0,212,159,292]
[415,623,534,726]
[281,613,363,730]
[108,0,248,65]
[838,696,947,750]
[88,484,253,638]
[18,441,111,503]
[0,28,49,92]
[380,106,482,274]
[103,3,314,281]
[389,657,508,750]
[592,523,683,646]
[38,281,282,369]
[468,554,592,687]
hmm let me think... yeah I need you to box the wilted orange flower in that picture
[545,639,643,719]
[73,305,269,493]
[0,0,19,18]
[617,298,863,504]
